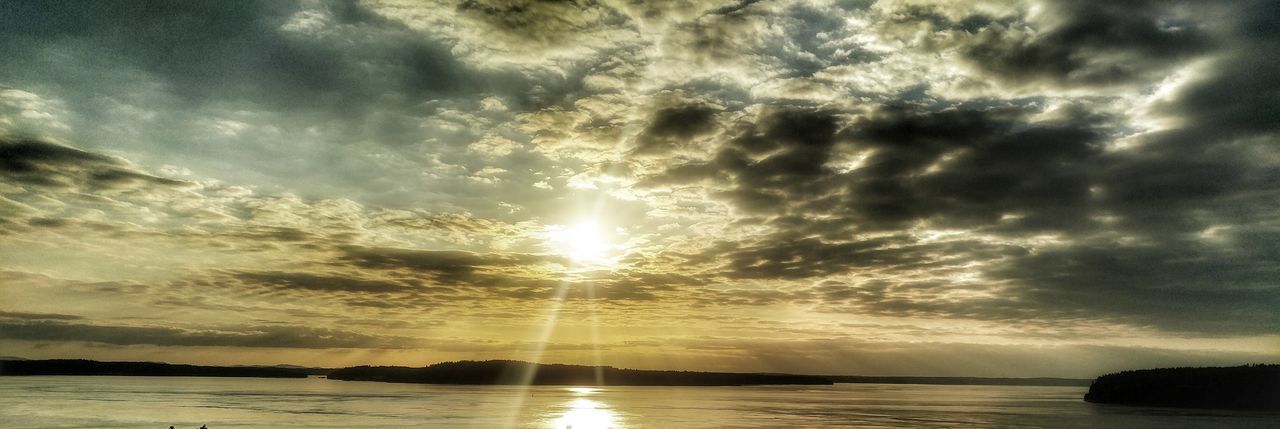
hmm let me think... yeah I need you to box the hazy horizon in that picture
[2,0,1278,380]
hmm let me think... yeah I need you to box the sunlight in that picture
[568,387,599,395]
[499,279,573,428]
[547,221,617,266]
[551,398,619,429]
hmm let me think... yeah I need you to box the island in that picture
[327,360,834,386]
[1084,364,1280,411]
[0,359,308,378]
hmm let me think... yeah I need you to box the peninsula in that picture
[1084,364,1280,411]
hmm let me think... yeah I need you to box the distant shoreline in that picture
[830,375,1090,387]
[326,360,834,386]
[1,358,1093,387]
[0,359,306,379]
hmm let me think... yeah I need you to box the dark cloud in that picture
[0,320,423,349]
[630,103,721,154]
[884,4,1010,34]
[671,10,757,65]
[987,239,1280,335]
[693,106,846,215]
[337,245,551,277]
[646,90,1278,335]
[232,270,410,293]
[334,246,571,293]
[720,234,1024,282]
[456,0,631,45]
[708,0,764,16]
[934,1,1280,335]
[614,0,1279,339]
[0,0,477,108]
[225,226,318,243]
[651,103,1104,232]
[852,105,1105,232]
[959,1,1215,86]
[0,310,83,321]
[1097,142,1280,236]
[0,138,189,190]
[1152,0,1280,138]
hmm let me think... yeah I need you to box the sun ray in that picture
[498,278,573,428]
[587,282,605,386]
[505,21,676,429]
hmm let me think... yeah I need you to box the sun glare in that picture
[552,398,618,429]
[548,221,616,266]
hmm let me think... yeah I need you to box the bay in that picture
[0,376,1274,428]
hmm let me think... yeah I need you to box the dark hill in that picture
[0,359,307,378]
[328,360,833,386]
[1084,364,1280,411]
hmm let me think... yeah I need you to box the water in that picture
[0,376,1275,428]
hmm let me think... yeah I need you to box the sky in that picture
[0,0,1277,378]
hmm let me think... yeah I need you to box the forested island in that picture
[1085,365,1280,411]
[0,359,307,378]
[328,360,834,386]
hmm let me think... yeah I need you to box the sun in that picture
[547,221,615,266]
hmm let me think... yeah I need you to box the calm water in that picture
[0,376,1275,428]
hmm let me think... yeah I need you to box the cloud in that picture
[0,320,425,349]
[0,138,190,190]
[648,102,1104,232]
[1149,0,1280,138]
[958,1,1215,86]
[986,239,1280,335]
[700,106,846,215]
[849,105,1105,232]
[637,90,1279,335]
[0,0,568,213]
[455,0,630,47]
[0,310,83,321]
[0,1,479,107]
[630,102,722,155]
[329,245,684,302]
[231,270,411,293]
[336,245,555,282]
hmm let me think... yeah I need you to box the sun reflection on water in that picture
[550,389,621,429]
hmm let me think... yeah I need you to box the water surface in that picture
[0,376,1274,428]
